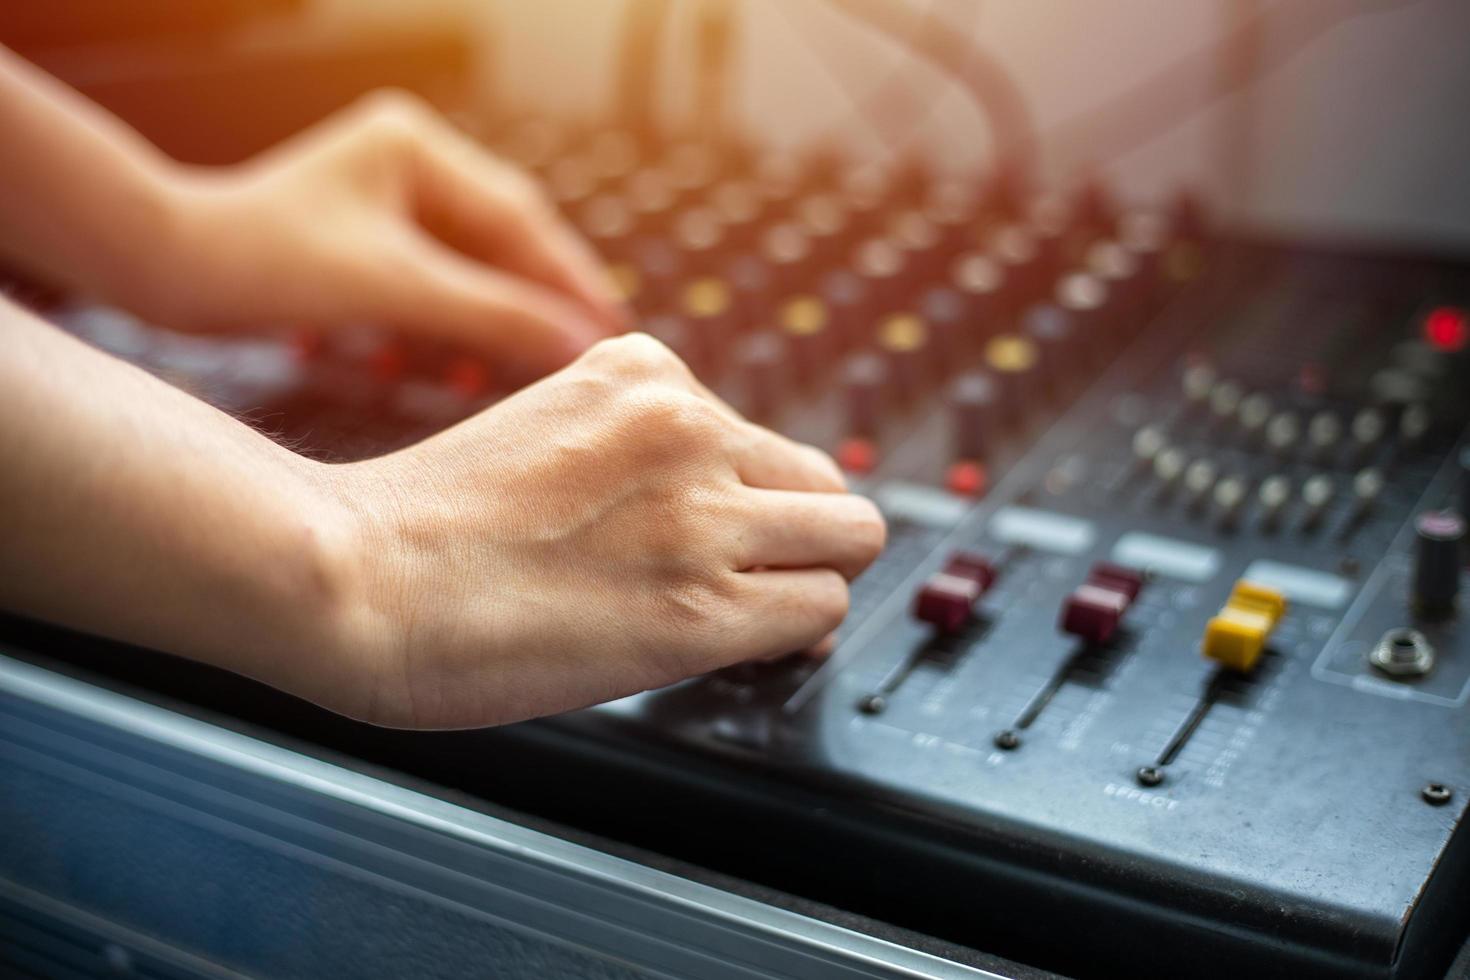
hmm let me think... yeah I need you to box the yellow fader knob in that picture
[1202,579,1287,673]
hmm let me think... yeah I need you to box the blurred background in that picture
[3,0,1469,250]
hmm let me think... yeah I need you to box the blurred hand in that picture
[320,334,886,729]
[131,90,626,379]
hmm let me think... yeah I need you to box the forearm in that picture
[0,45,181,302]
[0,299,364,705]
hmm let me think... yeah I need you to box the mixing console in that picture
[11,122,1470,979]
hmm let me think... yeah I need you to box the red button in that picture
[946,460,988,497]
[913,572,982,633]
[443,356,490,399]
[944,551,997,593]
[1059,583,1130,645]
[1086,561,1144,603]
[288,327,325,363]
[837,437,877,475]
[369,341,408,383]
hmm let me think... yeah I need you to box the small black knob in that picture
[1413,510,1465,617]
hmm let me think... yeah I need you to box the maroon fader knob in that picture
[913,572,983,634]
[1059,583,1131,645]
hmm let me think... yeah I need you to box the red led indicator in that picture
[1423,306,1468,352]
[946,460,988,498]
[444,356,490,399]
[837,437,877,475]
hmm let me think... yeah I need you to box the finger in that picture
[378,231,607,379]
[731,424,847,493]
[406,122,628,332]
[734,489,886,581]
[722,568,851,665]
[808,632,839,658]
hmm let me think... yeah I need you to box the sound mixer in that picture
[1307,411,1342,463]
[1203,580,1287,672]
[663,141,723,196]
[1022,303,1078,400]
[1131,424,1168,470]
[989,224,1044,307]
[984,334,1041,426]
[706,180,766,248]
[680,277,736,363]
[1265,411,1302,458]
[950,251,1008,332]
[795,194,852,265]
[948,370,1001,464]
[1412,510,1464,617]
[819,268,869,350]
[735,331,789,420]
[671,207,726,273]
[853,238,908,312]
[1399,403,1431,447]
[837,163,891,230]
[1183,459,1218,509]
[625,167,679,229]
[1207,379,1244,427]
[643,313,704,376]
[842,350,888,441]
[584,129,641,182]
[1117,209,1170,308]
[1153,446,1189,493]
[1180,361,1217,410]
[1258,474,1292,529]
[752,149,806,206]
[918,287,970,365]
[1213,474,1248,529]
[581,194,636,260]
[777,296,834,384]
[1085,240,1144,336]
[1350,407,1387,463]
[1237,392,1273,444]
[922,179,979,250]
[1025,190,1073,271]
[877,313,931,400]
[760,223,814,297]
[1055,272,1109,369]
[1349,467,1384,522]
[546,155,599,209]
[1300,474,1334,530]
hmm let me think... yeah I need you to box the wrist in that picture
[219,450,390,720]
[72,156,200,318]
[287,455,417,723]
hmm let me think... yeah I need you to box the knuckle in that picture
[800,572,851,631]
[804,446,847,489]
[497,164,554,214]
[356,87,432,140]
[590,331,679,375]
[650,573,737,657]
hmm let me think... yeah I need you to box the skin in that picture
[0,47,886,729]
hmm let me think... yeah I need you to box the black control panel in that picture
[11,124,1470,979]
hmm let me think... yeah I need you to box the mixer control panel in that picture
[22,124,1470,980]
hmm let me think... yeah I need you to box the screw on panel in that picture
[1136,766,1165,787]
[994,729,1021,750]
[857,694,886,715]
[1422,783,1453,806]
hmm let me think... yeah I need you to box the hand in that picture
[317,334,886,729]
[130,90,626,379]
